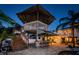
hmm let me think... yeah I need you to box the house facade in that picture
[12,5,55,50]
[44,28,79,46]
[16,4,55,44]
[23,21,48,43]
[12,5,79,51]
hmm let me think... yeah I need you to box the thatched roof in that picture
[17,5,55,25]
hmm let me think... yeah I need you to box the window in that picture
[30,34,36,39]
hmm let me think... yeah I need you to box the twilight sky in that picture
[0,4,79,31]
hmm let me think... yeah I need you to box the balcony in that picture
[24,21,48,31]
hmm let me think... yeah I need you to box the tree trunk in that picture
[72,27,75,47]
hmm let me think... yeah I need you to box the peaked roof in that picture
[17,5,56,25]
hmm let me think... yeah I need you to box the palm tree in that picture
[0,10,16,26]
[0,10,17,41]
[0,10,28,47]
[56,10,79,47]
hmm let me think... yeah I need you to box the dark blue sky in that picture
[0,4,79,31]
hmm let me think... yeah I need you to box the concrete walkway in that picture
[7,46,70,55]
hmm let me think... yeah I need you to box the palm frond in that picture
[59,17,70,23]
[0,21,2,26]
[56,24,63,31]
[0,11,16,26]
[74,25,79,30]
[0,30,7,41]
[56,21,70,31]
[68,10,75,16]
[74,13,79,20]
